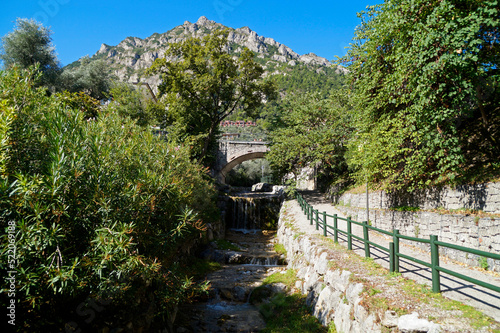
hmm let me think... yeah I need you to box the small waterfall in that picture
[177,191,286,331]
[231,197,258,230]
[226,193,282,231]
[248,256,279,266]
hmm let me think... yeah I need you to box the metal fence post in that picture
[323,211,327,237]
[310,206,314,225]
[315,209,319,230]
[389,242,395,273]
[363,221,370,258]
[347,216,352,250]
[393,229,400,273]
[430,235,441,293]
[334,214,338,243]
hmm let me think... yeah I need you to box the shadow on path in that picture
[298,191,500,322]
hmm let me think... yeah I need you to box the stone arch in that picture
[218,151,266,184]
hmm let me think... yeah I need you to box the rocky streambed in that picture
[176,229,287,333]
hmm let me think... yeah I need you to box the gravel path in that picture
[294,191,500,323]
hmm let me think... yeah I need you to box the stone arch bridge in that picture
[214,141,269,183]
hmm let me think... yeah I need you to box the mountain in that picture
[65,16,347,93]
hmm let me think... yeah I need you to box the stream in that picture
[176,191,285,333]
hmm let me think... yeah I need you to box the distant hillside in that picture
[65,16,347,95]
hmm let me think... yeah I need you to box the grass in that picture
[336,200,351,208]
[385,273,497,329]
[391,206,420,212]
[350,256,497,328]
[430,206,500,219]
[293,231,306,239]
[313,232,497,330]
[273,243,287,256]
[278,201,499,332]
[344,184,369,195]
[249,269,299,304]
[358,251,496,329]
[250,269,335,333]
[359,292,395,315]
[319,236,344,250]
[259,293,332,333]
[262,269,298,288]
[360,257,386,275]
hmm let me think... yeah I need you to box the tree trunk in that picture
[200,121,218,166]
[476,85,498,151]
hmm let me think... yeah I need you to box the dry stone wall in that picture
[333,182,500,272]
[277,218,381,331]
[337,182,500,214]
[276,206,442,332]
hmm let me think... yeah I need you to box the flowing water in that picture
[175,192,285,333]
[226,193,283,231]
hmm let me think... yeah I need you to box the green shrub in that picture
[0,66,218,331]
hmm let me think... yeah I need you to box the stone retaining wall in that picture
[333,183,500,272]
[276,206,441,332]
[335,182,500,214]
[277,220,379,331]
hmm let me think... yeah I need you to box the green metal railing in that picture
[296,192,500,294]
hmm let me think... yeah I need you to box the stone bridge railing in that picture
[214,141,269,183]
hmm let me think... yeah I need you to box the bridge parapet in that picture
[215,141,269,183]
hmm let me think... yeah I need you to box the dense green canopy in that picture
[0,18,61,88]
[266,90,353,185]
[344,0,499,190]
[148,29,276,165]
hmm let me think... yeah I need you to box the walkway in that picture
[292,191,500,323]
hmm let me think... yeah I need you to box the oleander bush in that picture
[0,66,218,332]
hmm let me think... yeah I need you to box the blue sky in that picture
[1,0,377,66]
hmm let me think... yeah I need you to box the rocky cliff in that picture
[66,16,347,92]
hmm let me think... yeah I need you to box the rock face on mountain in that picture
[69,16,340,92]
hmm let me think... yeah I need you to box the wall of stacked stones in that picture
[277,208,441,332]
[332,182,500,272]
[277,214,383,331]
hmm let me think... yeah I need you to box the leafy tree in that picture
[271,64,345,98]
[147,29,276,165]
[231,63,346,133]
[266,90,353,184]
[60,56,112,100]
[344,0,500,190]
[106,81,160,126]
[0,18,61,88]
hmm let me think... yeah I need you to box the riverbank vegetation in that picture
[344,0,499,191]
[0,66,218,331]
[266,0,499,193]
